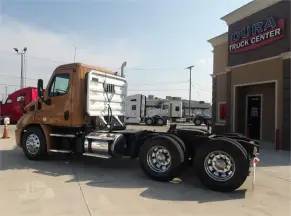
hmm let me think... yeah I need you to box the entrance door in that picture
[246,95,262,140]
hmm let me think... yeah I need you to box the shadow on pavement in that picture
[0,146,248,203]
[257,149,291,167]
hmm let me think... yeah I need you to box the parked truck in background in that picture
[15,63,259,192]
[125,94,182,126]
[0,87,38,124]
[193,114,212,126]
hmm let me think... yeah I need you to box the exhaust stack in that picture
[121,61,127,77]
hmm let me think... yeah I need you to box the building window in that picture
[132,105,136,110]
[175,106,180,111]
[217,102,227,122]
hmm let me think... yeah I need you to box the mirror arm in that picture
[40,96,51,105]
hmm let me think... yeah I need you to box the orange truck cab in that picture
[15,62,259,192]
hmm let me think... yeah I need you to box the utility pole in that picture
[73,46,77,63]
[13,47,27,89]
[186,65,194,118]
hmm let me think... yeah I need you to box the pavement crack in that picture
[70,161,92,216]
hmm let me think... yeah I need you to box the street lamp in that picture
[186,65,194,118]
[13,47,27,89]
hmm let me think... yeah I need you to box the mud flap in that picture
[251,156,260,190]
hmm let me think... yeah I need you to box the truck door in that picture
[35,72,72,126]
[125,96,140,123]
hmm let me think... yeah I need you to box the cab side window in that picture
[5,98,12,104]
[49,74,70,97]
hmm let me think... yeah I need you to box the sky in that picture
[0,0,252,103]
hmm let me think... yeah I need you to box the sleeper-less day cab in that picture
[16,63,259,192]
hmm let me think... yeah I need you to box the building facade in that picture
[209,0,290,150]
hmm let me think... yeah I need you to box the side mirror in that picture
[37,79,44,99]
[17,96,25,103]
[37,79,51,106]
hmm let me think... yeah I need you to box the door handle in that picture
[64,111,69,120]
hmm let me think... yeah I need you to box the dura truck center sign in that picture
[229,17,285,53]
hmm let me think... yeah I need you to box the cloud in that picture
[0,15,142,100]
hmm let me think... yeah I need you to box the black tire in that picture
[139,135,184,181]
[156,118,165,126]
[194,139,249,192]
[145,118,153,125]
[22,126,47,160]
[205,119,212,126]
[194,118,202,126]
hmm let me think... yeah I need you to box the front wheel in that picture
[139,135,185,181]
[194,118,202,126]
[145,118,153,125]
[22,127,47,160]
[194,140,249,192]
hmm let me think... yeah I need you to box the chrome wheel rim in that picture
[147,145,171,173]
[25,133,41,155]
[204,151,235,182]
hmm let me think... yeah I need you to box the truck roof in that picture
[56,63,116,75]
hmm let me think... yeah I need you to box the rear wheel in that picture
[139,135,184,181]
[156,118,164,126]
[145,118,153,125]
[22,127,47,160]
[194,140,249,192]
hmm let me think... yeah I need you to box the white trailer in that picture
[125,94,182,125]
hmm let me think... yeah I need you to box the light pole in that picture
[13,47,27,89]
[186,65,194,118]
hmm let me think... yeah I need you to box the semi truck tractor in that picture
[15,63,259,192]
[0,87,38,124]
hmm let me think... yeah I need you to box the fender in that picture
[209,136,249,159]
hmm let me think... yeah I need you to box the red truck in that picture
[0,87,38,124]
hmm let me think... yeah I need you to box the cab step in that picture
[82,153,111,159]
[50,133,76,138]
[49,149,72,154]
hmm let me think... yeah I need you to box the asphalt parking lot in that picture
[0,125,290,216]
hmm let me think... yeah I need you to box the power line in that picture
[128,88,188,92]
[127,66,185,71]
[0,83,19,87]
[129,80,188,86]
[0,74,39,81]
